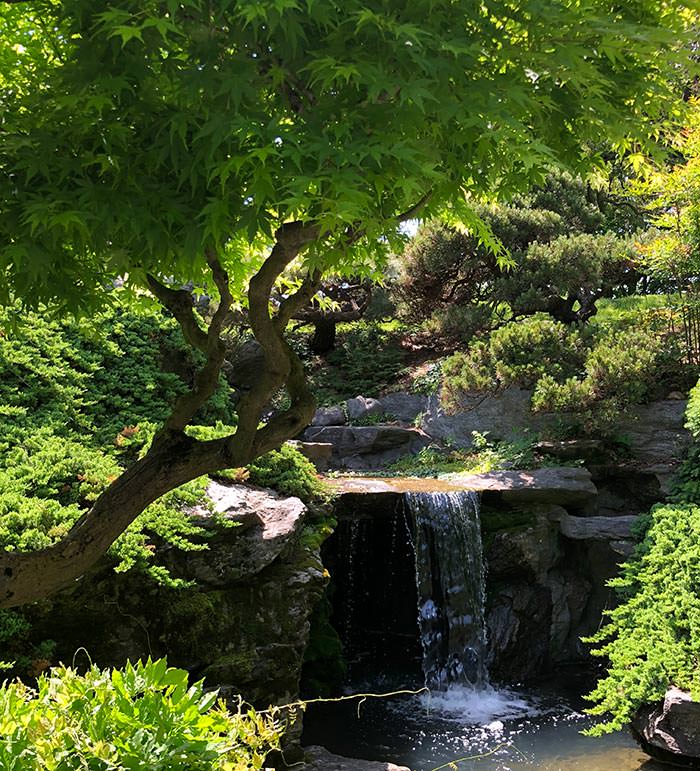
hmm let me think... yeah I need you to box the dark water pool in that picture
[302,680,667,771]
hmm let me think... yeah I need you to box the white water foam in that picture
[419,685,542,725]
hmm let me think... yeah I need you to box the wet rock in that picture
[346,395,385,421]
[631,687,700,767]
[330,468,597,509]
[304,746,411,771]
[448,467,598,510]
[312,406,347,426]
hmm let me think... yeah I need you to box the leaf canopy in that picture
[0,0,697,311]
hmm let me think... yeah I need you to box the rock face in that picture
[421,387,549,445]
[631,688,700,767]
[25,483,328,725]
[302,425,430,469]
[291,440,334,471]
[378,392,427,423]
[619,400,691,492]
[304,745,411,771]
[346,395,384,421]
[312,406,347,426]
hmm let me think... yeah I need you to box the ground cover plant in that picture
[0,657,286,770]
[584,379,700,733]
[0,304,329,590]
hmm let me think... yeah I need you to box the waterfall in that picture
[405,491,488,691]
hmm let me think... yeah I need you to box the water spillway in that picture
[322,489,488,690]
[406,491,488,691]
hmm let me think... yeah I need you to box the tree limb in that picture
[156,255,234,434]
[0,226,325,608]
[146,275,209,353]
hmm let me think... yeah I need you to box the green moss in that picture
[301,593,346,698]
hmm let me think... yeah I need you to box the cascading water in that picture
[405,491,488,691]
[305,489,645,770]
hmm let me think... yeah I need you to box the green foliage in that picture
[442,316,586,398]
[387,432,540,477]
[442,313,679,435]
[630,109,700,294]
[501,232,639,322]
[1,0,696,314]
[0,305,234,585]
[393,210,562,339]
[585,503,700,734]
[246,444,332,503]
[531,327,672,434]
[393,202,639,342]
[312,322,405,402]
[0,657,286,770]
[685,378,700,439]
[490,317,587,387]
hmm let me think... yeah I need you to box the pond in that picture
[302,677,665,771]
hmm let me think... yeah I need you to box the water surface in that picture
[302,681,665,771]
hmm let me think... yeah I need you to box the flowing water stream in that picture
[408,491,487,691]
[303,490,661,770]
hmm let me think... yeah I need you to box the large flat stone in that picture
[330,467,598,509]
[304,746,410,771]
[447,467,598,507]
[302,425,430,469]
[553,512,638,540]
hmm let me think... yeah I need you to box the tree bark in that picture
[310,317,337,354]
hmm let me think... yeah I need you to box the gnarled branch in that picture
[0,226,324,608]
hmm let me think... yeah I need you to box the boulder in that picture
[294,441,334,471]
[302,425,430,469]
[346,395,385,421]
[304,746,410,771]
[25,481,329,734]
[631,687,700,767]
[421,387,551,445]
[611,400,690,492]
[553,512,639,541]
[312,406,347,426]
[378,391,428,423]
[180,481,307,585]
